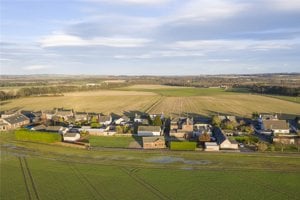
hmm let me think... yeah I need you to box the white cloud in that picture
[40,33,151,48]
[22,65,51,71]
[114,50,205,59]
[170,0,249,22]
[266,0,300,11]
[169,39,296,51]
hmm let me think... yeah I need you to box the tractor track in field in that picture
[18,157,40,200]
[68,163,107,200]
[120,167,171,200]
[23,157,40,200]
[144,96,164,113]
[18,157,32,200]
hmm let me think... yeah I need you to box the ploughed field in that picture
[1,85,299,117]
[1,133,300,200]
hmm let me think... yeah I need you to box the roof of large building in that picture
[3,114,29,125]
[213,127,227,145]
[263,120,289,130]
[138,126,161,132]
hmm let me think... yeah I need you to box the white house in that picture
[262,120,290,135]
[99,115,112,126]
[205,142,219,151]
[114,115,130,125]
[138,126,161,137]
[63,132,80,142]
[213,128,238,150]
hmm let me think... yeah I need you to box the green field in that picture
[120,86,228,96]
[170,141,197,150]
[89,135,141,148]
[1,132,300,200]
[265,95,300,104]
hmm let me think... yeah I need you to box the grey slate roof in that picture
[3,114,29,125]
[213,127,227,145]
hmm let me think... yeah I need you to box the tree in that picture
[222,120,236,130]
[152,116,162,126]
[257,142,268,152]
[252,112,259,120]
[212,116,221,127]
[116,126,123,134]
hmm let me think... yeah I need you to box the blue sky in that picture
[1,0,300,75]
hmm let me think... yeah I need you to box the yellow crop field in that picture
[1,90,160,114]
[1,87,299,117]
[148,94,300,117]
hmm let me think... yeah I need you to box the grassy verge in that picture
[89,135,141,148]
[15,129,62,143]
[170,141,197,150]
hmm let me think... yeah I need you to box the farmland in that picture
[1,85,299,117]
[1,133,300,200]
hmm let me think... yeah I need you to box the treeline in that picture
[235,85,300,96]
[0,83,131,101]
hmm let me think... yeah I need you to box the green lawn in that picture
[89,135,141,148]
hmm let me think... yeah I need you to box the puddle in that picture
[146,156,211,165]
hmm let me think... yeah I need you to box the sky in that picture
[1,0,300,75]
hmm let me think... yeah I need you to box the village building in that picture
[213,127,239,150]
[205,142,220,151]
[170,118,179,130]
[138,126,161,136]
[193,117,212,137]
[21,110,42,123]
[0,114,30,131]
[41,109,57,120]
[262,120,290,136]
[63,132,80,142]
[134,113,149,125]
[114,115,130,125]
[142,136,166,149]
[0,109,20,118]
[169,117,194,138]
[272,136,299,145]
[55,108,74,121]
[74,112,88,122]
[99,115,112,126]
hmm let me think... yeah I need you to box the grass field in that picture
[265,95,300,104]
[89,135,141,148]
[1,85,299,117]
[1,132,300,200]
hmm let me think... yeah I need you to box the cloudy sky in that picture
[1,0,300,75]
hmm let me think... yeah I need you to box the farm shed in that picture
[0,114,30,131]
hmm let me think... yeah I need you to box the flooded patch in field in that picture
[146,156,211,165]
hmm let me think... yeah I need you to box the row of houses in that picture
[1,108,298,150]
